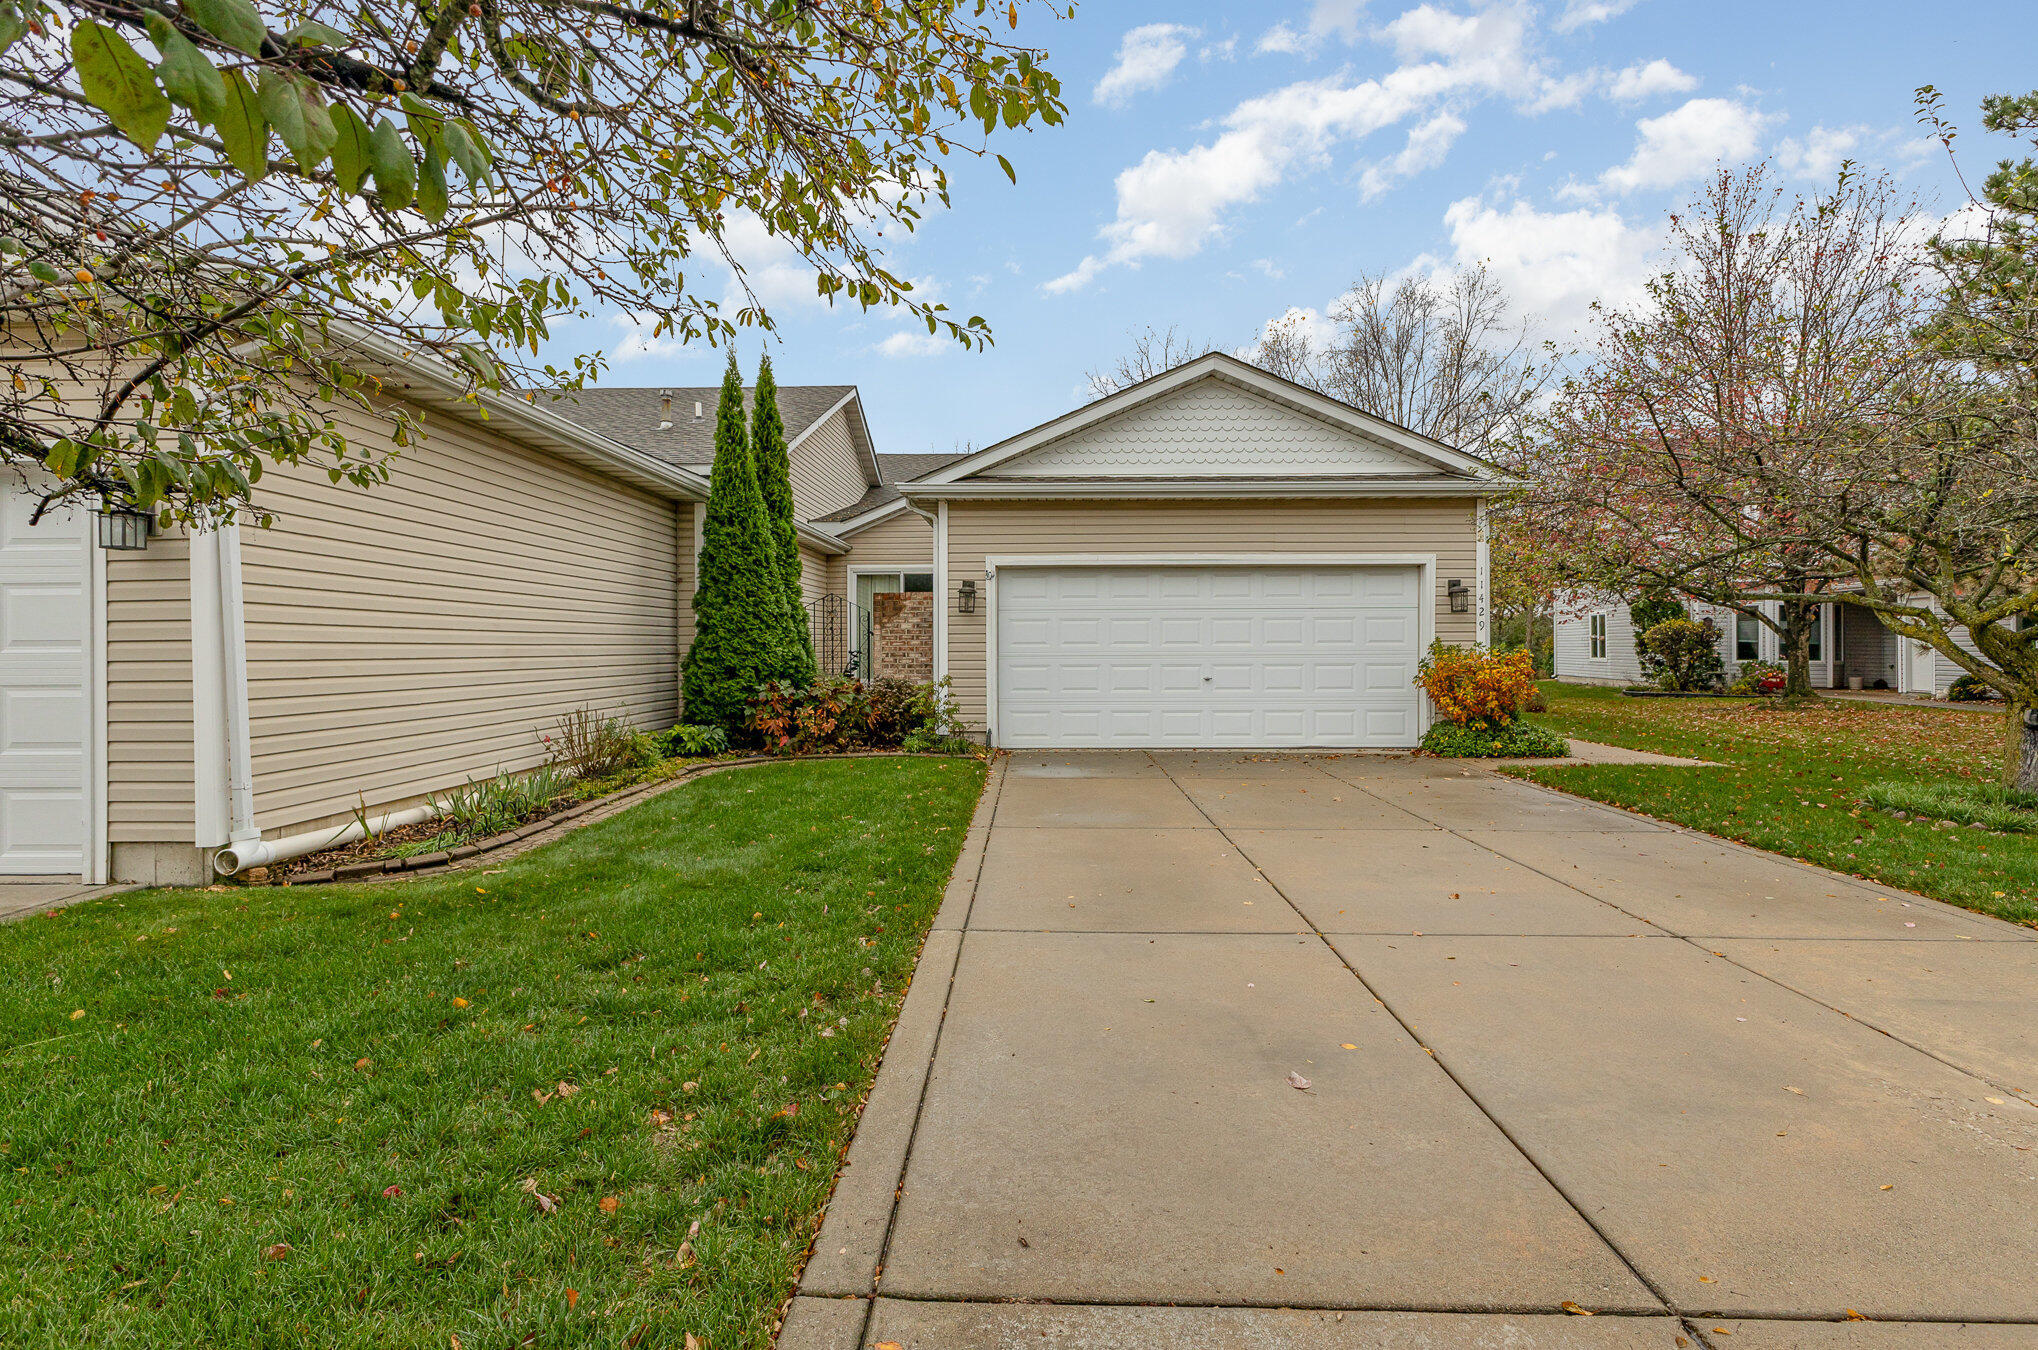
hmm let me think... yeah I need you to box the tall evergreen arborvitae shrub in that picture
[683,353,795,730]
[751,355,818,684]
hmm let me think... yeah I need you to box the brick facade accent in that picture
[872,591,934,682]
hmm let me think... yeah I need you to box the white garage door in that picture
[995,564,1423,748]
[0,474,90,874]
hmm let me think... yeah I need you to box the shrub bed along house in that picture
[1414,644,1569,759]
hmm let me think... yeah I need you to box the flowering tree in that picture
[1777,90,2038,786]
[1521,165,1940,699]
[0,0,1067,523]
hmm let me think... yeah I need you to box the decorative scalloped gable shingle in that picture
[982,376,1445,479]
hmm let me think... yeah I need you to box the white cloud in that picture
[1094,23,1199,108]
[609,312,706,362]
[1307,0,1370,39]
[1553,0,1640,32]
[1595,97,1771,195]
[1526,69,1597,113]
[1774,124,1862,181]
[1044,254,1107,295]
[1438,194,1661,338]
[1256,1,1367,56]
[1256,23,1307,55]
[1607,58,1698,103]
[877,331,951,358]
[1358,111,1467,199]
[1251,258,1287,280]
[1200,35,1238,62]
[1056,4,1551,290]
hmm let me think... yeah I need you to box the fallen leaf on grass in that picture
[519,1178,559,1214]
[263,1243,292,1260]
[1285,1071,1312,1091]
[382,1184,403,1199]
[564,1288,578,1310]
[599,1196,620,1214]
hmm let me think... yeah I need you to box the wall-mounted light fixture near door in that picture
[956,578,977,614]
[1447,578,1470,613]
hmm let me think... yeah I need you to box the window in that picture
[1589,612,1608,660]
[903,572,934,593]
[1736,612,1760,662]
[1807,605,1822,662]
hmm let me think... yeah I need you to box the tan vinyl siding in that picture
[789,406,867,521]
[832,509,933,595]
[676,501,697,668]
[797,543,829,613]
[238,403,681,836]
[106,534,195,841]
[944,498,1479,732]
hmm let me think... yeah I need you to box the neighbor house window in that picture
[1808,605,1823,662]
[1589,612,1608,660]
[1736,612,1760,661]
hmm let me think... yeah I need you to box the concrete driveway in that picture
[782,752,2038,1350]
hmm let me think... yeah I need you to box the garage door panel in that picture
[995,564,1424,749]
[1,475,89,872]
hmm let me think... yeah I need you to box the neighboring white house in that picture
[1553,592,1968,696]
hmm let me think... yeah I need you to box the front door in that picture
[1904,638,1938,696]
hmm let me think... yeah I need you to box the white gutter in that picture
[899,477,1513,501]
[215,798,444,876]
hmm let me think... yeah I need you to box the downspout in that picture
[218,523,259,850]
[207,519,455,875]
[189,524,229,850]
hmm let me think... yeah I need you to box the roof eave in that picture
[900,477,1515,502]
[332,325,710,503]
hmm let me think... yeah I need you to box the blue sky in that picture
[548,0,2033,459]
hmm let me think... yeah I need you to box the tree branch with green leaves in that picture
[0,0,1069,522]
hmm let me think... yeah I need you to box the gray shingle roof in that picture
[815,452,970,523]
[532,384,859,470]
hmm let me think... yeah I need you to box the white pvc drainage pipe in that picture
[213,799,444,876]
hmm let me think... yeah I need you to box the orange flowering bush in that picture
[1415,644,1539,727]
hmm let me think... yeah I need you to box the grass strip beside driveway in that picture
[1,756,985,1349]
[1516,683,2035,927]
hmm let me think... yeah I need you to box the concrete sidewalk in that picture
[781,752,2038,1350]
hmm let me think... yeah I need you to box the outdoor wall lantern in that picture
[956,578,978,614]
[1447,578,1470,614]
[97,503,153,551]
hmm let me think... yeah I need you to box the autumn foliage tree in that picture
[1775,90,2038,786]
[1521,165,1937,699]
[0,0,1067,523]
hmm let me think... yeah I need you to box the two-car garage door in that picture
[994,564,1423,748]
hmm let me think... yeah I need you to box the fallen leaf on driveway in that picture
[1559,1301,1593,1315]
[1286,1071,1312,1091]
[1783,1086,1804,1095]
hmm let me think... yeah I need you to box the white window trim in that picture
[980,553,1437,748]
[1475,498,1491,648]
[1588,611,1608,661]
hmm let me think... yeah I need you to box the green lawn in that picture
[1518,683,2035,927]
[1,756,985,1349]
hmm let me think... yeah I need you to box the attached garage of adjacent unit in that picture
[0,469,103,878]
[989,557,1430,748]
